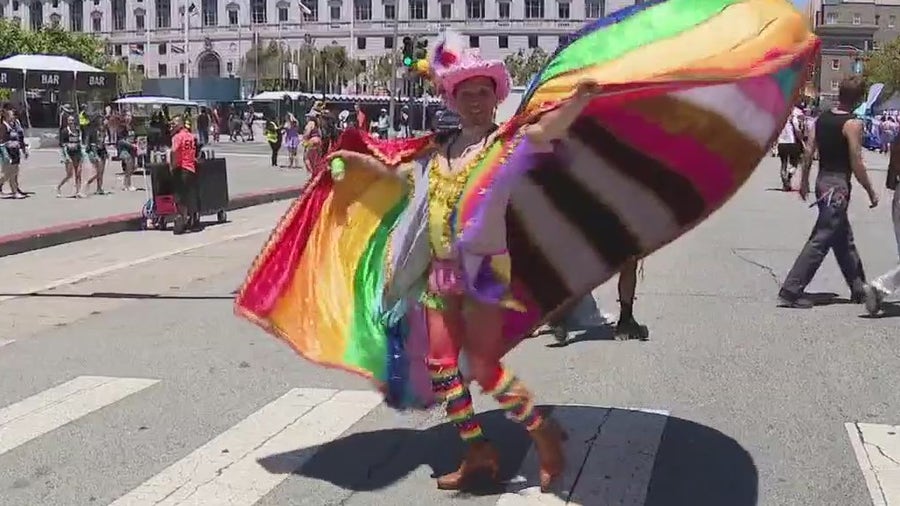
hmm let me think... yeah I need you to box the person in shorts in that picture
[777,105,804,191]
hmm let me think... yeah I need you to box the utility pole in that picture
[387,18,400,135]
[182,1,190,100]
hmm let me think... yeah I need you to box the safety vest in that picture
[264,122,279,143]
[78,111,89,127]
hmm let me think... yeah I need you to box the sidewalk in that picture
[0,148,307,256]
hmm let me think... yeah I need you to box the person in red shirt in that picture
[170,116,199,233]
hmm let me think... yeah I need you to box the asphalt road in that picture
[0,154,898,506]
[0,141,300,237]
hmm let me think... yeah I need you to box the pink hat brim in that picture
[437,60,512,112]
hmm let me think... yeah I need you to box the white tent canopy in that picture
[114,96,199,107]
[0,54,103,73]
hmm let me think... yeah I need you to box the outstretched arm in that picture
[525,81,602,148]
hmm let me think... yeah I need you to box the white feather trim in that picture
[430,29,466,72]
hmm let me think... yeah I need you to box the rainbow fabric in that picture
[236,0,818,408]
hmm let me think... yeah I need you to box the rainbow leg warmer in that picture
[428,360,484,442]
[485,366,543,432]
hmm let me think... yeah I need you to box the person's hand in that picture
[798,180,810,201]
[868,188,880,208]
[575,80,602,101]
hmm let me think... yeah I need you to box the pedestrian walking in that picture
[863,133,900,315]
[57,114,85,198]
[777,104,804,191]
[778,75,879,309]
[85,115,111,195]
[0,108,26,199]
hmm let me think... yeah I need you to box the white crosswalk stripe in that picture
[846,422,900,506]
[110,388,383,506]
[0,375,159,457]
[496,408,669,506]
[0,375,674,505]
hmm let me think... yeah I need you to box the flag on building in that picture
[171,45,186,54]
[298,1,312,15]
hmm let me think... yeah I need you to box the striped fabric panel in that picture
[505,75,786,313]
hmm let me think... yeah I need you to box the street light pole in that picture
[388,16,399,136]
[182,1,189,100]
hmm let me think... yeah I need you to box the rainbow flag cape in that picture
[236,0,819,408]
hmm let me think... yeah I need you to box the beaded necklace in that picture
[427,137,495,258]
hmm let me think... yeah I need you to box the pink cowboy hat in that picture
[429,31,511,112]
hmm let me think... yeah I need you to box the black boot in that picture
[615,302,648,340]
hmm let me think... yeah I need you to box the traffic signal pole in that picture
[388,21,400,136]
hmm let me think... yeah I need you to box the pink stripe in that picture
[736,75,787,119]
[591,105,736,205]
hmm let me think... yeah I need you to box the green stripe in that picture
[773,67,799,99]
[541,0,743,84]
[344,194,409,380]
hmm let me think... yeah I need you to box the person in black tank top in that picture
[778,75,879,308]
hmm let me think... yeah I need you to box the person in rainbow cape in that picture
[236,0,818,494]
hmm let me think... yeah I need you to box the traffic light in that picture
[414,39,428,62]
[401,36,414,67]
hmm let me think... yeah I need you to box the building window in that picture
[355,0,372,21]
[499,2,510,19]
[29,0,42,30]
[440,3,451,19]
[278,5,288,22]
[525,0,544,19]
[330,5,340,20]
[384,4,395,19]
[528,35,538,48]
[135,10,145,29]
[226,61,233,73]
[91,14,101,32]
[384,36,393,49]
[156,0,171,28]
[831,59,839,71]
[301,0,317,20]
[585,0,602,18]
[890,15,896,28]
[227,7,238,25]
[11,0,18,10]
[114,44,123,56]
[159,43,167,54]
[179,62,185,75]
[357,37,366,50]
[558,35,568,46]
[52,0,58,7]
[251,0,266,23]
[202,0,217,26]
[830,80,839,91]
[469,35,479,48]
[825,12,837,25]
[159,63,168,77]
[112,0,126,30]
[69,0,83,30]
[876,14,881,25]
[466,0,484,19]
[136,64,145,75]
[557,1,569,19]
[498,35,508,48]
[409,0,427,20]
[852,13,861,25]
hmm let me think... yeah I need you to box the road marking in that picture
[110,388,382,506]
[496,407,668,506]
[846,422,900,506]
[0,376,159,456]
[0,226,270,304]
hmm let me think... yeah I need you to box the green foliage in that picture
[863,38,900,92]
[503,48,549,86]
[0,20,108,68]
[240,39,364,93]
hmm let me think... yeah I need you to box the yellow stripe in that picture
[528,0,813,108]
[268,165,406,365]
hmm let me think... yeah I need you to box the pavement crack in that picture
[855,423,891,506]
[564,408,612,505]
[731,249,780,287]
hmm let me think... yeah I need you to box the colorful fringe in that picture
[429,361,484,441]
[486,368,542,432]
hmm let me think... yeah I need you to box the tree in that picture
[0,21,107,68]
[503,48,549,86]
[863,38,900,91]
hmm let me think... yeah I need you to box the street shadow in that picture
[257,406,758,506]
[0,291,234,300]
[859,302,900,319]
[806,291,847,306]
[764,187,794,192]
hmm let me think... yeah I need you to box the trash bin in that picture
[145,154,229,231]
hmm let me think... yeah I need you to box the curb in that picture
[0,186,302,258]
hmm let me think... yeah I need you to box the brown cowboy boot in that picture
[529,417,568,492]
[436,440,501,490]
